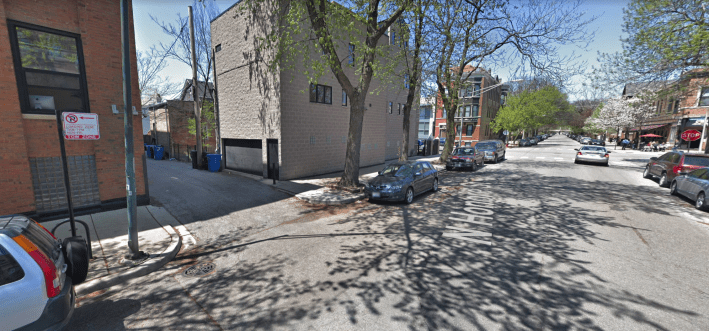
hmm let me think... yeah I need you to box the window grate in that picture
[29,155,101,213]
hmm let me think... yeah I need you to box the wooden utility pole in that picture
[189,6,203,168]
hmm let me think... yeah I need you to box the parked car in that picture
[445,147,484,171]
[643,152,709,187]
[519,139,530,147]
[475,140,506,163]
[1,215,89,330]
[589,139,605,146]
[670,168,709,210]
[365,161,439,204]
[528,137,538,145]
[536,135,543,142]
[581,137,592,145]
[574,146,610,166]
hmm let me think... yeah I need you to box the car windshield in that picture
[683,156,709,167]
[452,148,475,155]
[581,147,605,152]
[380,164,411,177]
[475,143,496,150]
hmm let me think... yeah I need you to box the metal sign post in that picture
[55,110,77,237]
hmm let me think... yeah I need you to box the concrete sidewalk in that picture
[223,154,443,205]
[42,205,194,296]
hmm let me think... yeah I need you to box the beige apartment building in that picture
[211,3,418,180]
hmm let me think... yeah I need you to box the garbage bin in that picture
[153,146,164,160]
[190,150,198,169]
[206,154,221,172]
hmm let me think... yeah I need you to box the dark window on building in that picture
[388,102,393,114]
[9,21,90,114]
[463,105,471,117]
[442,108,446,118]
[342,90,347,106]
[348,43,355,66]
[455,125,460,134]
[309,83,332,104]
[405,74,409,89]
[700,87,709,106]
[673,99,680,113]
[390,30,396,44]
[466,124,473,136]
[398,103,404,115]
[472,104,479,117]
[667,99,674,113]
[215,44,222,52]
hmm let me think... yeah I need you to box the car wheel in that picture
[432,178,438,192]
[670,180,678,196]
[574,159,579,164]
[501,152,505,160]
[471,161,477,171]
[63,236,89,285]
[604,161,609,167]
[445,166,451,171]
[643,166,652,178]
[405,187,414,204]
[493,155,498,164]
[696,192,707,211]
[659,172,669,187]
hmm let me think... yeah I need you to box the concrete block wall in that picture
[212,1,418,180]
[211,1,281,178]
[0,0,145,215]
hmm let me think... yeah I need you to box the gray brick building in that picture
[211,2,418,180]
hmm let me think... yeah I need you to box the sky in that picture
[132,0,629,101]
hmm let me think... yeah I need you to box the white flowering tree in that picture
[586,95,654,149]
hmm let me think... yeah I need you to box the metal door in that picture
[266,139,279,180]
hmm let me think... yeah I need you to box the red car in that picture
[644,152,709,187]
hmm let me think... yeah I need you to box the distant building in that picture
[144,79,217,161]
[211,3,418,180]
[434,66,505,147]
[418,97,435,140]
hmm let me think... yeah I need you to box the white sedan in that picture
[574,146,610,166]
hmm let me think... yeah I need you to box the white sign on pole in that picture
[503,130,509,135]
[62,112,100,140]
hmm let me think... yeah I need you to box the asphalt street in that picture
[67,135,709,330]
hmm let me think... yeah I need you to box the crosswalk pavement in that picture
[504,155,646,168]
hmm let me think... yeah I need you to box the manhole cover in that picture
[183,262,216,277]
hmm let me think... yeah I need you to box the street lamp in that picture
[457,79,522,149]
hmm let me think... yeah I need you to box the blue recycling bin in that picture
[153,146,164,160]
[146,145,155,159]
[207,154,221,172]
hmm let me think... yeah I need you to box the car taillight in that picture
[577,152,582,155]
[13,234,61,298]
[673,165,683,175]
[604,154,609,158]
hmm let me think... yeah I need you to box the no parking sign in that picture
[62,112,100,140]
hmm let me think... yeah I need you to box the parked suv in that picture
[475,140,506,163]
[1,215,89,330]
[643,152,709,187]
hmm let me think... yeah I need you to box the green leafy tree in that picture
[595,0,709,90]
[492,86,572,142]
[188,100,215,149]
[241,0,410,187]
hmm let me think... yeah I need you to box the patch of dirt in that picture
[283,199,372,224]
[325,183,365,193]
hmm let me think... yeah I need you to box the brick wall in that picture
[0,0,145,215]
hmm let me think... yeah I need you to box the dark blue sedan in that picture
[365,161,439,204]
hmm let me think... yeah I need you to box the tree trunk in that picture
[400,105,411,161]
[339,96,365,187]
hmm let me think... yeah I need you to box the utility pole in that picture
[189,6,203,169]
[121,0,143,259]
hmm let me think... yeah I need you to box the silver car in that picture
[574,146,610,166]
[670,168,709,210]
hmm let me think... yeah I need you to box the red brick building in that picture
[433,66,505,147]
[0,0,147,218]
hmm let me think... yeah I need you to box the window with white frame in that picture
[342,90,347,106]
[700,87,709,106]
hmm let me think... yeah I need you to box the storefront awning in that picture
[629,124,670,131]
[685,117,706,127]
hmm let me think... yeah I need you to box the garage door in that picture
[223,138,262,176]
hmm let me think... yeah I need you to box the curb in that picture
[76,225,182,297]
[295,188,366,205]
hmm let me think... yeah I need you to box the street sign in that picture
[503,130,509,135]
[62,112,100,140]
[681,129,701,141]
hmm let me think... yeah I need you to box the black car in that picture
[589,139,605,146]
[365,161,439,204]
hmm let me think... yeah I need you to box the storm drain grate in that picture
[183,262,217,277]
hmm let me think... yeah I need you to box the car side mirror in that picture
[606,151,611,153]
[377,171,382,175]
[574,148,578,151]
[414,172,422,177]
